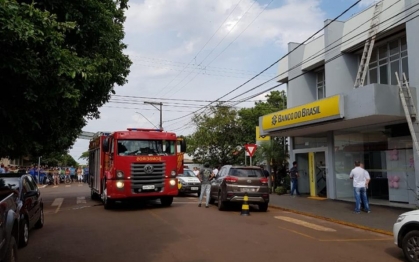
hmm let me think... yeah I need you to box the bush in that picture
[275,186,287,195]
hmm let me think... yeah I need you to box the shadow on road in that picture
[384,247,406,261]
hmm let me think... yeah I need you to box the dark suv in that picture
[209,165,269,211]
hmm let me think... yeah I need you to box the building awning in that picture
[259,84,411,137]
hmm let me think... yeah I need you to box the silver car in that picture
[209,165,269,211]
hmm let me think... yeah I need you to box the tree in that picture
[0,0,131,158]
[187,105,244,166]
[238,90,287,144]
[79,151,89,161]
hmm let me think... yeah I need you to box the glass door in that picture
[295,153,309,194]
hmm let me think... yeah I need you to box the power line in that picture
[112,94,262,103]
[163,0,362,124]
[154,0,244,97]
[164,2,418,132]
[164,0,276,98]
[159,1,258,98]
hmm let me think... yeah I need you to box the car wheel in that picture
[19,218,29,247]
[4,236,17,262]
[402,230,419,262]
[258,203,268,212]
[217,193,225,211]
[35,207,44,229]
[161,197,173,207]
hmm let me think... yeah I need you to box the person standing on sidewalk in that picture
[290,161,300,197]
[197,162,214,208]
[349,161,371,214]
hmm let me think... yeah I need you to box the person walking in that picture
[289,161,301,197]
[349,161,371,214]
[53,167,60,185]
[197,162,214,208]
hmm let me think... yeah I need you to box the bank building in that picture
[259,0,419,207]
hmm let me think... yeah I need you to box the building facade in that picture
[259,0,419,205]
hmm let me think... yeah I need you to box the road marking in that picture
[51,198,64,213]
[40,185,47,188]
[52,186,58,188]
[274,216,336,232]
[65,185,71,188]
[77,197,86,204]
[319,238,393,242]
[278,226,317,240]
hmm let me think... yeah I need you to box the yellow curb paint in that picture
[278,226,317,240]
[307,196,327,200]
[275,216,336,232]
[319,238,393,242]
[269,205,394,236]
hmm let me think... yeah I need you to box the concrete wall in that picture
[406,10,419,204]
[301,35,325,71]
[324,19,359,96]
[287,43,317,108]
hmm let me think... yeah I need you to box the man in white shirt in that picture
[349,161,371,214]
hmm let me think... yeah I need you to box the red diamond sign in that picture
[244,144,257,157]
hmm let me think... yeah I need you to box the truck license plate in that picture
[191,187,199,191]
[143,185,155,190]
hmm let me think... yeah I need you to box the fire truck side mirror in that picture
[180,140,187,153]
[102,138,109,152]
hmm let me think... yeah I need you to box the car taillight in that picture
[225,176,238,183]
[260,178,268,184]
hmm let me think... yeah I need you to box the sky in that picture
[70,0,378,164]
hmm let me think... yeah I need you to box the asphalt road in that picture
[19,184,406,262]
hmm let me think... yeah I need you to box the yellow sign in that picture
[136,156,162,162]
[261,95,343,131]
[255,126,270,141]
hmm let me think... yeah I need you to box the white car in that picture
[393,210,419,262]
[177,169,201,196]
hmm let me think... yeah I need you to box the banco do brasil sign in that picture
[261,95,344,131]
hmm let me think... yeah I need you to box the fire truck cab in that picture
[88,128,186,209]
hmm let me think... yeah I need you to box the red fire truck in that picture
[88,128,186,209]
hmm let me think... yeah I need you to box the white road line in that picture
[274,216,337,232]
[52,186,58,188]
[65,185,71,188]
[51,198,64,213]
[77,196,86,204]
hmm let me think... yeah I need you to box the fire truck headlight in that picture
[116,181,124,188]
[171,170,176,177]
[169,179,176,186]
[116,171,124,179]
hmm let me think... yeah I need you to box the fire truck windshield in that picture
[117,139,176,156]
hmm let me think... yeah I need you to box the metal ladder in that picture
[354,1,384,88]
[396,72,419,154]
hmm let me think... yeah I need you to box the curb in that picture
[268,204,394,236]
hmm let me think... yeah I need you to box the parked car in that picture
[178,169,201,196]
[0,183,19,261]
[0,173,44,248]
[393,210,419,262]
[209,165,269,211]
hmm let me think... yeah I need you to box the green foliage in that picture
[186,91,289,167]
[0,0,131,158]
[79,151,89,161]
[29,152,77,166]
[186,105,244,166]
[275,186,286,195]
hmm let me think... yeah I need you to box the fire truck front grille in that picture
[130,163,165,192]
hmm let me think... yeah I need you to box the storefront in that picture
[259,87,416,205]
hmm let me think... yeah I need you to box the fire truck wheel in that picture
[160,197,173,207]
[91,190,99,200]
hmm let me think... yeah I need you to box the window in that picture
[116,139,176,156]
[316,70,326,100]
[366,36,409,85]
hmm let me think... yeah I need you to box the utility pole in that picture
[144,101,163,130]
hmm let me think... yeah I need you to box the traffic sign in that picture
[244,144,257,157]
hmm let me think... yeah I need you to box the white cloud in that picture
[70,0,326,163]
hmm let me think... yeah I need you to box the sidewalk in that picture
[268,194,415,235]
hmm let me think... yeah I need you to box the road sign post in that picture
[244,144,257,166]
